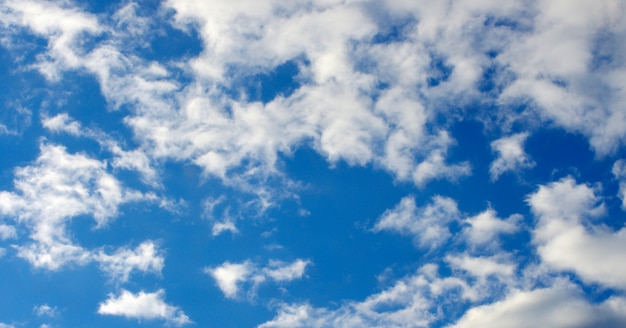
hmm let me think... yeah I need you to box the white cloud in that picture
[373,196,460,249]
[446,254,515,279]
[0,106,31,136]
[206,261,253,299]
[450,279,626,328]
[0,323,14,328]
[2,0,625,202]
[261,264,483,328]
[41,113,82,136]
[0,0,101,80]
[0,248,5,258]
[612,159,626,209]
[263,259,310,282]
[489,133,534,180]
[412,149,472,187]
[497,1,626,155]
[528,177,626,290]
[211,220,239,237]
[0,143,162,274]
[206,259,310,299]
[462,209,520,247]
[42,113,161,187]
[2,0,485,196]
[0,224,16,240]
[33,304,57,317]
[262,263,626,328]
[96,241,164,283]
[98,289,191,326]
[201,196,240,236]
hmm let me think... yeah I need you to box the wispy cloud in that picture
[373,196,460,249]
[206,259,311,299]
[0,143,165,280]
[33,304,57,317]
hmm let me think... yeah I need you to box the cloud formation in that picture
[206,259,310,299]
[489,133,534,181]
[373,196,460,249]
[98,289,191,326]
[0,143,164,281]
[0,0,626,326]
[528,177,626,290]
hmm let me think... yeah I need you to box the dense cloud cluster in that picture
[0,0,625,326]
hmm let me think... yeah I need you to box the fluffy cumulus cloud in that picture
[373,196,460,249]
[528,177,626,290]
[206,259,310,299]
[206,261,253,299]
[489,133,534,181]
[98,289,190,326]
[1,0,626,326]
[462,209,520,248]
[451,279,626,328]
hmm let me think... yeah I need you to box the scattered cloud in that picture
[96,241,164,283]
[211,220,239,237]
[528,177,626,290]
[0,143,164,279]
[489,133,534,181]
[98,289,191,326]
[462,209,521,248]
[206,259,310,299]
[206,261,253,299]
[33,304,57,317]
[42,113,161,187]
[0,224,16,240]
[261,263,485,328]
[262,259,310,282]
[0,106,31,136]
[1,0,626,327]
[612,159,626,209]
[373,196,460,249]
[446,254,515,279]
[450,279,626,328]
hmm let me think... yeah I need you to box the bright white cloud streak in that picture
[98,289,191,326]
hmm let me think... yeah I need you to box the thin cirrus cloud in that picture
[0,0,625,327]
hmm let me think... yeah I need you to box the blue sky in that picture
[1,0,626,327]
